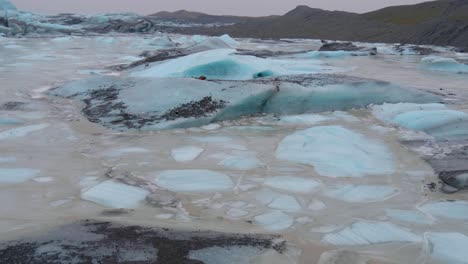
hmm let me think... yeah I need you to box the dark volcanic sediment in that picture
[0,220,286,264]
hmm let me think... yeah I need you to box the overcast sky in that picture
[12,0,430,16]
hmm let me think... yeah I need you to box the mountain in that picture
[150,10,276,24]
[158,0,468,48]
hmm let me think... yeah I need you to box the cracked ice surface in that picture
[276,126,394,177]
[322,221,421,246]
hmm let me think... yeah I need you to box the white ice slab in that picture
[171,146,204,162]
[264,176,320,193]
[322,221,421,246]
[0,168,40,184]
[276,126,394,177]
[325,184,399,203]
[154,170,233,192]
[255,211,294,231]
[81,180,149,208]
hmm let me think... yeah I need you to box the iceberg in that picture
[50,74,440,131]
[322,221,421,246]
[154,170,233,192]
[421,56,468,74]
[0,0,16,10]
[81,180,149,209]
[276,126,394,177]
[131,49,332,80]
[326,184,399,203]
[372,103,468,139]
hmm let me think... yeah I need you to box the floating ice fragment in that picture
[226,208,249,218]
[33,177,54,183]
[277,114,331,125]
[308,200,327,210]
[420,201,468,220]
[264,176,320,193]
[81,180,149,208]
[189,246,264,264]
[386,209,432,224]
[171,146,204,162]
[426,232,468,264]
[154,170,233,192]
[102,147,150,157]
[421,56,468,73]
[326,184,398,203]
[255,211,294,231]
[0,124,49,140]
[219,153,261,170]
[276,126,394,177]
[322,221,421,246]
[256,189,302,212]
[0,168,40,184]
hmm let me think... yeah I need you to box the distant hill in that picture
[154,0,468,48]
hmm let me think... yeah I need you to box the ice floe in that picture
[0,168,40,184]
[322,221,421,246]
[154,170,233,192]
[385,209,433,224]
[420,201,468,220]
[254,211,294,231]
[426,232,468,264]
[102,147,150,157]
[189,246,263,264]
[81,180,149,208]
[218,152,261,170]
[0,124,49,140]
[171,146,204,162]
[256,189,302,212]
[421,56,468,74]
[276,126,394,177]
[325,184,398,203]
[263,176,320,193]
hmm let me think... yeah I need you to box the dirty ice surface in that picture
[1,34,468,264]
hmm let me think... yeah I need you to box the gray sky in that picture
[11,0,430,16]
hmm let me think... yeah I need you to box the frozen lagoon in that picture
[1,34,468,263]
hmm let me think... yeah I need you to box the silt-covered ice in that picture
[276,126,394,177]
